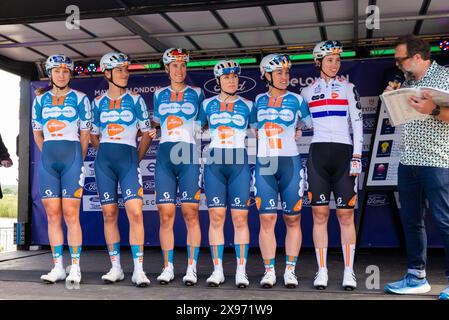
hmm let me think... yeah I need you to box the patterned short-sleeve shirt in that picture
[400,61,449,168]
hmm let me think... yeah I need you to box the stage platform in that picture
[0,248,447,300]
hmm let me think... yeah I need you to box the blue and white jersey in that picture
[255,91,312,157]
[198,95,256,149]
[153,85,204,144]
[32,89,91,142]
[91,90,151,148]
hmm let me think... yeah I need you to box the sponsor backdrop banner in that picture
[30,57,445,248]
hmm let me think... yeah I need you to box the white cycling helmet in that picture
[163,48,190,65]
[100,52,130,72]
[313,40,343,61]
[259,53,291,79]
[213,60,241,79]
[45,54,74,76]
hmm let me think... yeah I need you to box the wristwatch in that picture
[430,105,441,117]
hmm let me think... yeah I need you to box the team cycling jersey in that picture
[153,85,204,144]
[255,91,312,157]
[32,89,91,141]
[300,77,363,155]
[91,90,151,147]
[198,95,256,149]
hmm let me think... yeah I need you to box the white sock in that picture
[315,248,328,271]
[342,244,355,273]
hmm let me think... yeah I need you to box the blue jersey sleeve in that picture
[298,98,312,129]
[152,92,160,124]
[136,96,151,132]
[196,101,208,128]
[78,96,92,131]
[91,99,101,135]
[31,96,43,131]
[249,102,257,129]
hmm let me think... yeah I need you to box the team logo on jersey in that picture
[257,109,294,122]
[46,119,66,132]
[107,123,125,136]
[42,106,77,119]
[331,92,339,99]
[217,126,235,139]
[158,102,196,116]
[100,110,134,123]
[166,115,184,130]
[209,113,245,127]
[263,122,283,136]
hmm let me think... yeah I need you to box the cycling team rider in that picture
[197,60,256,288]
[301,40,363,291]
[32,54,91,288]
[254,53,312,289]
[152,48,204,286]
[90,52,156,287]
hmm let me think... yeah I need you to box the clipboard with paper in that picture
[380,86,449,126]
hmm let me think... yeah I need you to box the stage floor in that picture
[0,248,447,300]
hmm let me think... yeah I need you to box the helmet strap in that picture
[316,58,337,80]
[265,72,285,91]
[106,69,128,89]
[217,78,237,98]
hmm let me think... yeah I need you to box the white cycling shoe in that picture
[157,267,175,285]
[314,268,329,290]
[260,270,276,289]
[65,266,81,290]
[183,267,197,286]
[206,269,225,287]
[342,270,357,291]
[235,269,249,288]
[283,269,298,289]
[102,267,125,284]
[132,270,150,287]
[41,267,66,284]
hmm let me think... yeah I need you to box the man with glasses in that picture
[383,35,449,300]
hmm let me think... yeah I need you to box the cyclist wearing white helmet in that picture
[32,54,91,289]
[197,60,256,288]
[152,48,204,286]
[91,52,156,287]
[301,40,363,291]
[255,53,312,289]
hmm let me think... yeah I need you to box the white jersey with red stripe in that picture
[301,77,363,155]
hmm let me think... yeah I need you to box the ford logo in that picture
[89,196,100,203]
[363,118,375,130]
[143,180,155,190]
[87,147,97,157]
[203,76,257,95]
[84,182,97,192]
[367,194,389,206]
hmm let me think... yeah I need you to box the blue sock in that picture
[131,245,144,272]
[235,243,249,269]
[187,245,200,270]
[210,244,224,270]
[69,245,82,267]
